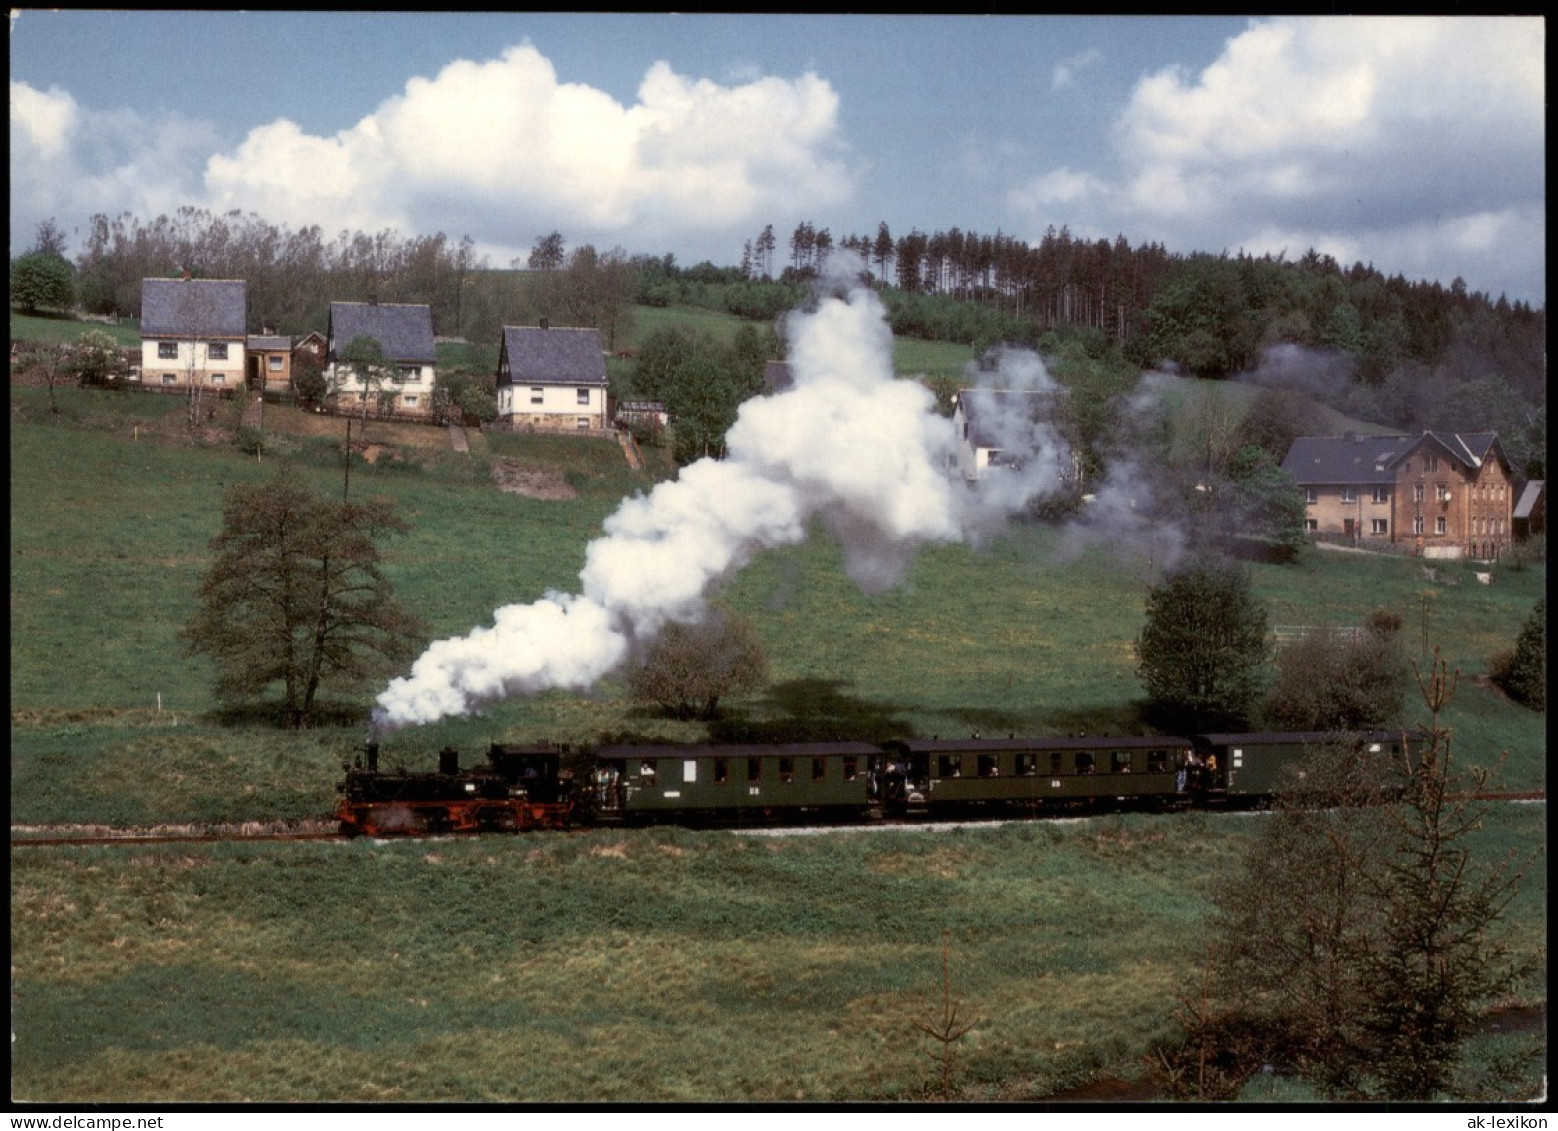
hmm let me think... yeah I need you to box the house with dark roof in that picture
[139,277,248,390]
[245,334,292,392]
[325,302,437,416]
[495,324,609,431]
[1281,431,1515,559]
[949,388,1071,481]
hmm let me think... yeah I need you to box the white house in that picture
[495,324,609,431]
[139,277,248,390]
[325,301,437,416]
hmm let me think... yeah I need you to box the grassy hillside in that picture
[12,311,141,347]
[10,384,1546,826]
[9,355,1545,1103]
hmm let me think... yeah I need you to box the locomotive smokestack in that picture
[365,741,380,772]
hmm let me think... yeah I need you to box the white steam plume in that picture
[374,273,975,730]
[951,346,1079,539]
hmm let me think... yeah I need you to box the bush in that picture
[1491,599,1544,711]
[626,610,769,721]
[1263,611,1408,731]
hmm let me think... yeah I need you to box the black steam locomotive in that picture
[336,729,1425,836]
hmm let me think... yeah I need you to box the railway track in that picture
[10,821,344,848]
[9,790,1543,848]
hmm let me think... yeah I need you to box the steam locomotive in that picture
[336,729,1424,836]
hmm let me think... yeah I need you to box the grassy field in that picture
[11,805,1545,1103]
[9,361,1547,1101]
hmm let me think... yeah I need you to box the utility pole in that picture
[343,417,352,502]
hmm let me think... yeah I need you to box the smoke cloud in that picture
[375,272,992,730]
[949,346,1078,541]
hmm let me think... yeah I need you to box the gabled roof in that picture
[140,278,247,338]
[328,302,436,364]
[1282,431,1510,486]
[1513,480,1545,520]
[1407,430,1509,476]
[498,325,607,387]
[1281,434,1414,485]
[246,335,291,351]
[952,388,1058,450]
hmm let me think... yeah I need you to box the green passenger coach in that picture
[883,735,1195,814]
[590,742,883,823]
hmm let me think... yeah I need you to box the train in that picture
[335,728,1426,837]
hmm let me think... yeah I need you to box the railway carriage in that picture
[1194,729,1424,803]
[336,729,1429,834]
[882,735,1195,815]
[589,742,883,824]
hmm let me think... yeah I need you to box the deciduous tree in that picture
[1137,558,1270,731]
[182,477,424,727]
[1264,610,1407,731]
[9,251,74,315]
[626,611,769,721]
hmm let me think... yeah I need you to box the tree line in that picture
[23,208,643,350]
[13,206,1545,477]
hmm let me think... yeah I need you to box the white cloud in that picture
[11,43,855,262]
[204,44,854,254]
[1050,48,1102,91]
[10,80,78,160]
[9,80,221,250]
[1008,167,1111,212]
[1012,16,1546,301]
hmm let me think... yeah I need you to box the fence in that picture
[1272,625,1365,649]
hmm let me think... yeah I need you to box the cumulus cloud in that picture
[1012,16,1545,302]
[202,44,853,257]
[10,80,221,247]
[11,43,855,261]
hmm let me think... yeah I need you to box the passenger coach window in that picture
[938,754,962,778]
[640,760,658,781]
[1147,750,1168,774]
[1016,753,1036,776]
[748,757,762,782]
[1050,753,1064,776]
[978,754,999,777]
[1075,752,1095,775]
[842,756,858,781]
[812,757,826,781]
[1112,751,1133,773]
[779,757,794,783]
[714,758,729,785]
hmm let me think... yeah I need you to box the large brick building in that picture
[1282,431,1514,559]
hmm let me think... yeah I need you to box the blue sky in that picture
[9,13,1545,304]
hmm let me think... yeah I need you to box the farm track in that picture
[10,791,1542,848]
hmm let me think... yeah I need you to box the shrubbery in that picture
[1490,598,1545,711]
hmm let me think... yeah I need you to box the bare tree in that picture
[913,930,981,1101]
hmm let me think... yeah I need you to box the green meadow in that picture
[10,806,1545,1103]
[9,321,1546,1101]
